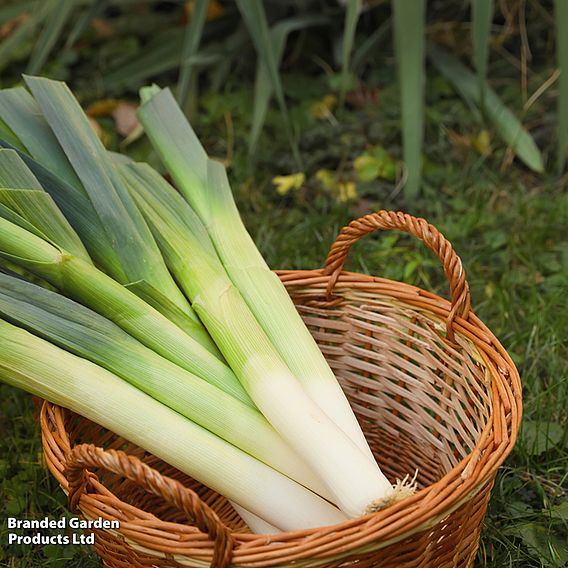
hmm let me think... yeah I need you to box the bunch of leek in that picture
[0,76,413,532]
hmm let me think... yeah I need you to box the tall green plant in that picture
[429,45,544,173]
[248,15,329,157]
[177,0,209,110]
[471,0,493,110]
[392,0,426,199]
[235,0,301,168]
[554,0,568,173]
[339,0,362,104]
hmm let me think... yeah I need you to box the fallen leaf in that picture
[0,13,29,41]
[315,169,336,191]
[112,102,139,137]
[354,146,397,182]
[91,18,114,38]
[472,129,491,156]
[337,181,357,202]
[310,95,337,120]
[86,99,120,117]
[345,82,380,108]
[184,0,224,22]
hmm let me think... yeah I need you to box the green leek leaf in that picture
[24,76,196,318]
[0,149,91,262]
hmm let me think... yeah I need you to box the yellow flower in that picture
[272,172,305,195]
[310,95,337,120]
[337,181,357,202]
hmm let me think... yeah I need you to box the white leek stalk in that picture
[138,87,374,460]
[230,504,281,534]
[0,319,347,531]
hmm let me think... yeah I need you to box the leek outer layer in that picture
[0,272,332,499]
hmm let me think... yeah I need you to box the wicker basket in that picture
[40,210,521,568]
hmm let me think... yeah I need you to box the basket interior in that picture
[296,289,492,488]
[62,288,492,531]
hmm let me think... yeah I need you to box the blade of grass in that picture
[392,0,426,199]
[209,24,250,93]
[554,0,568,173]
[351,17,391,73]
[235,0,302,168]
[472,0,493,110]
[428,44,544,173]
[103,28,185,89]
[63,0,102,51]
[249,15,329,156]
[177,0,209,109]
[26,0,75,75]
[0,2,35,26]
[339,0,362,105]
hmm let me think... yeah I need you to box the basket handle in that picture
[65,443,234,568]
[323,210,471,341]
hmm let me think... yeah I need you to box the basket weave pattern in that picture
[40,211,521,567]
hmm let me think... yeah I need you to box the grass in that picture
[1,4,567,566]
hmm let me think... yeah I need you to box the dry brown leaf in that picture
[0,13,29,41]
[91,18,114,38]
[112,102,139,138]
[184,0,224,22]
[86,99,120,117]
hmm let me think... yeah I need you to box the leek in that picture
[0,318,347,531]
[0,138,127,282]
[0,271,330,498]
[121,162,396,517]
[0,77,419,524]
[0,148,91,263]
[230,504,280,534]
[138,87,374,461]
[0,79,217,354]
